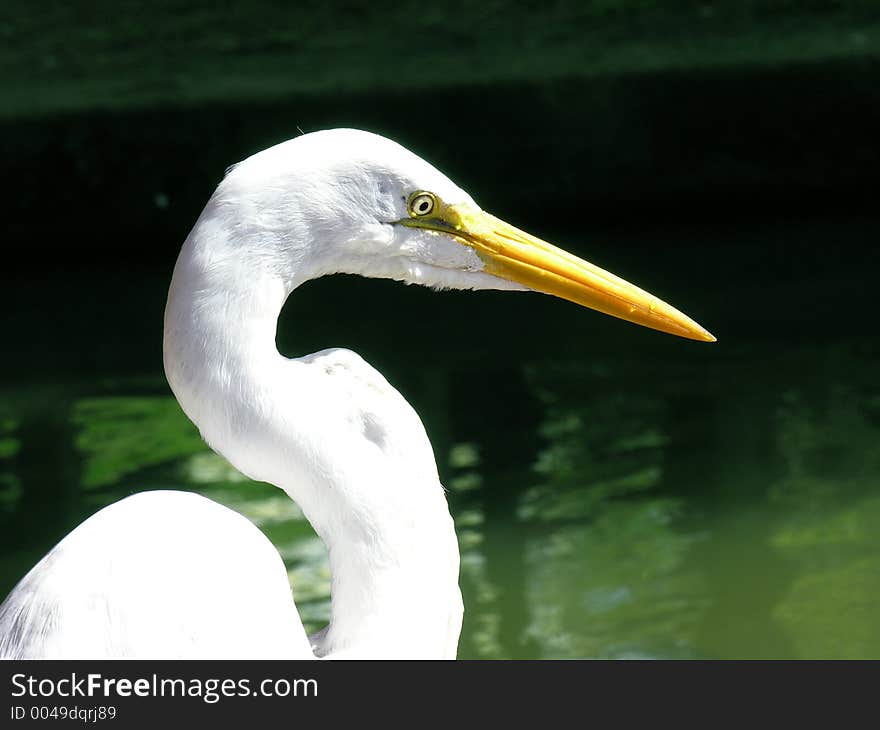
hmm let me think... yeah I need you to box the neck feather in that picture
[163,204,462,658]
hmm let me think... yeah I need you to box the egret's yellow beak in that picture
[402,201,715,342]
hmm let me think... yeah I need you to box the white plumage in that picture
[0,491,312,659]
[0,129,713,660]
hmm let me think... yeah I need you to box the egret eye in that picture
[408,192,436,217]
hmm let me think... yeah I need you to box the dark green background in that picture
[1,1,878,658]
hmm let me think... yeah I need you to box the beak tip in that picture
[698,328,717,343]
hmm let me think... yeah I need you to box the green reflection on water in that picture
[73,397,206,489]
[0,413,22,515]
[0,338,878,658]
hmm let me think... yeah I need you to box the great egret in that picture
[0,129,714,659]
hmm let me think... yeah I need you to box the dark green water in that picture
[1,236,877,659]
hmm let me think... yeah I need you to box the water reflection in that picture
[0,339,878,658]
[0,412,21,515]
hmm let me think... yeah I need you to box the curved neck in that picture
[164,204,462,658]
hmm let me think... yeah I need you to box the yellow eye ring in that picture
[408,191,436,217]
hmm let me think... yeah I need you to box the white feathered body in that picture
[0,491,312,659]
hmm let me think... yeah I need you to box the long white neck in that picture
[163,195,462,659]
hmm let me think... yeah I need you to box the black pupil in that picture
[417,199,430,213]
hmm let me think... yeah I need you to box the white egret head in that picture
[216,128,715,341]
